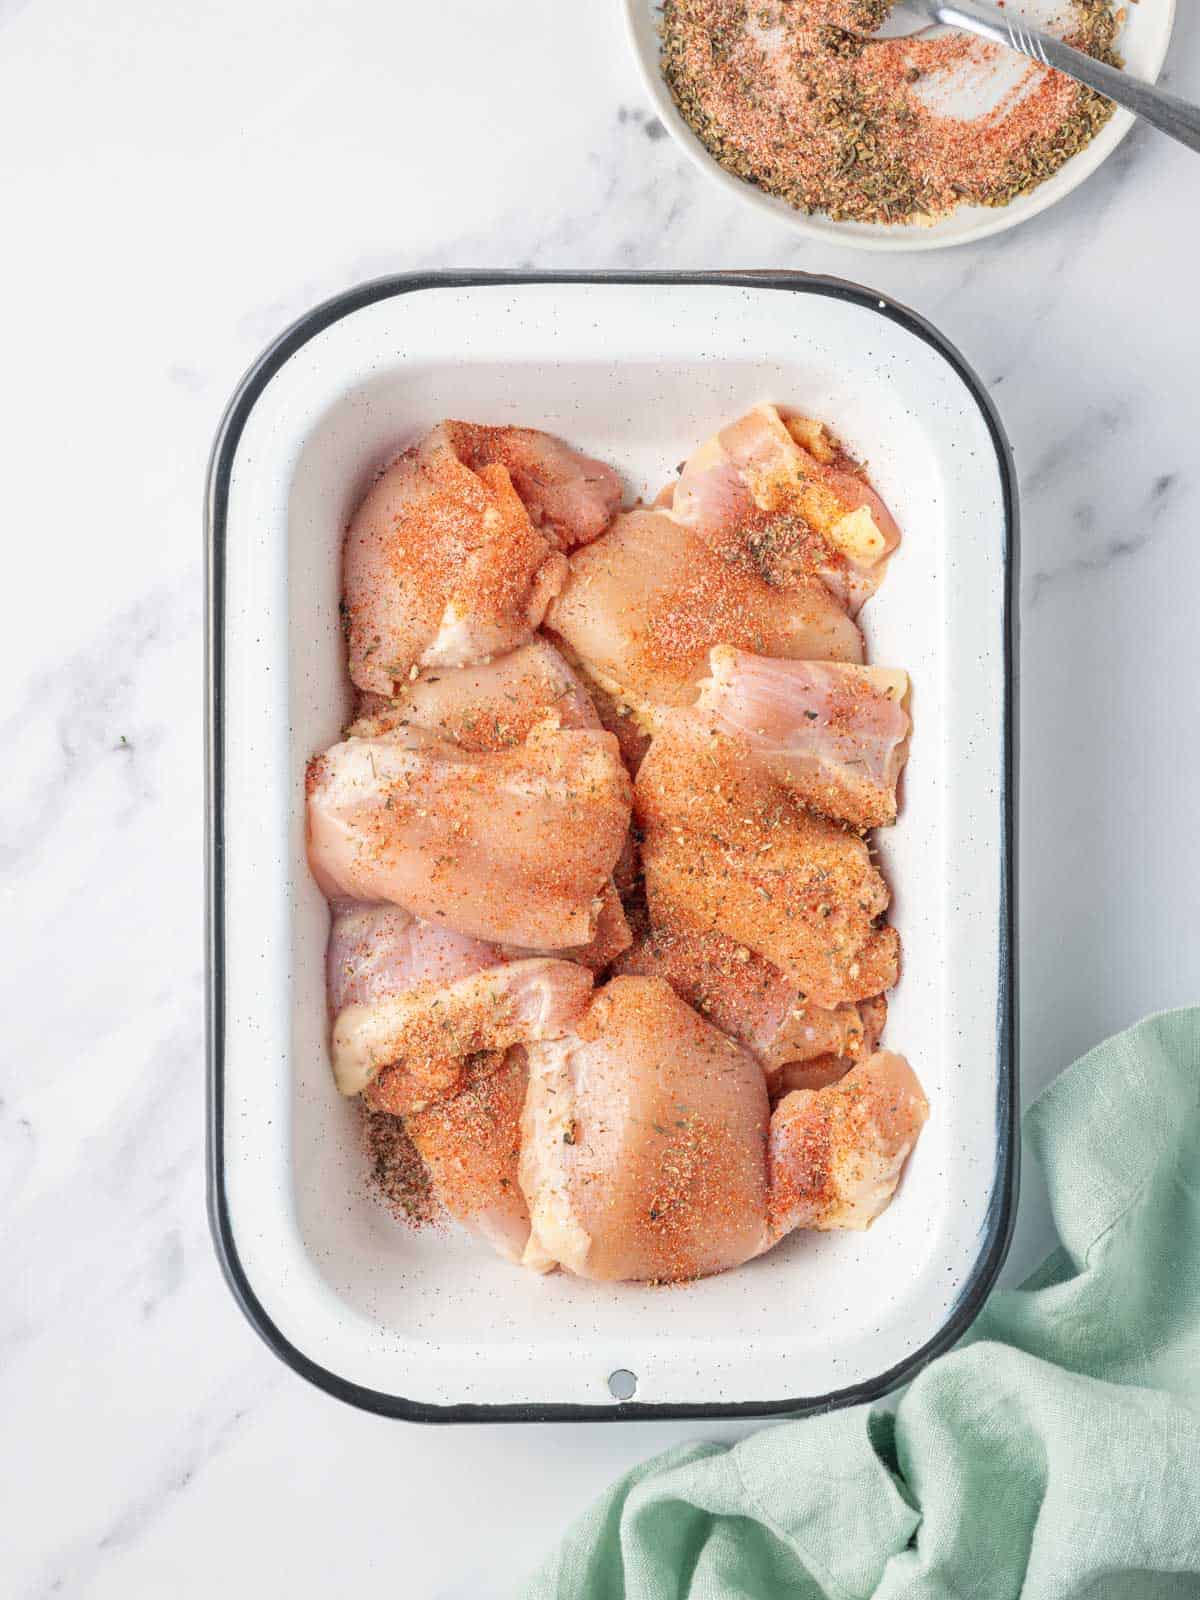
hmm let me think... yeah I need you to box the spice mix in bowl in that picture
[657,0,1125,227]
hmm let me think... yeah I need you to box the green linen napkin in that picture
[529,1008,1200,1599]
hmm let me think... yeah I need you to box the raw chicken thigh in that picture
[342,418,619,698]
[667,404,901,615]
[336,958,592,1106]
[546,509,863,714]
[429,421,622,549]
[349,636,601,748]
[518,977,926,1280]
[405,1048,535,1264]
[343,642,632,969]
[520,977,771,1281]
[697,646,910,830]
[331,903,582,1265]
[636,720,899,1007]
[307,719,632,947]
[613,916,886,1086]
[326,900,592,1108]
[768,1052,929,1236]
[639,813,899,1009]
[343,436,568,695]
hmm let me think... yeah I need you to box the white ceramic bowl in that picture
[207,272,1017,1420]
[622,0,1176,251]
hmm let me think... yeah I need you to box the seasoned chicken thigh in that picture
[667,404,901,615]
[546,509,863,714]
[342,432,567,695]
[325,900,592,1109]
[343,645,631,970]
[337,959,592,1106]
[768,1052,928,1236]
[503,879,632,973]
[697,646,910,829]
[330,900,499,1111]
[520,977,770,1281]
[405,1048,536,1264]
[429,421,622,549]
[614,917,886,1084]
[636,721,899,1007]
[307,719,632,948]
[333,906,581,1263]
[349,637,600,748]
[519,980,923,1280]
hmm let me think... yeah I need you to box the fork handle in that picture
[934,0,1200,153]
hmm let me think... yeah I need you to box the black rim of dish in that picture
[205,270,1020,1424]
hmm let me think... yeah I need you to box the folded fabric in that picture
[528,1008,1200,1599]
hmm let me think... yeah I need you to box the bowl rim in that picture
[619,0,1177,253]
[206,269,1020,1422]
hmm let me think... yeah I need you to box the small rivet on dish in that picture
[608,1368,638,1401]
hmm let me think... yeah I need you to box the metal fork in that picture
[876,0,1200,152]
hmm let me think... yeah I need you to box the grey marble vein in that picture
[1026,468,1182,604]
[0,580,199,881]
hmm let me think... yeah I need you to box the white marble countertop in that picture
[3,1,1199,1594]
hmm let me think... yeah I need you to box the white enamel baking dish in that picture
[206,272,1018,1421]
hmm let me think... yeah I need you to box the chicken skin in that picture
[307,719,632,948]
[666,404,901,615]
[546,509,863,715]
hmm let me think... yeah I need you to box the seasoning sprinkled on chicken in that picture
[311,403,925,1280]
